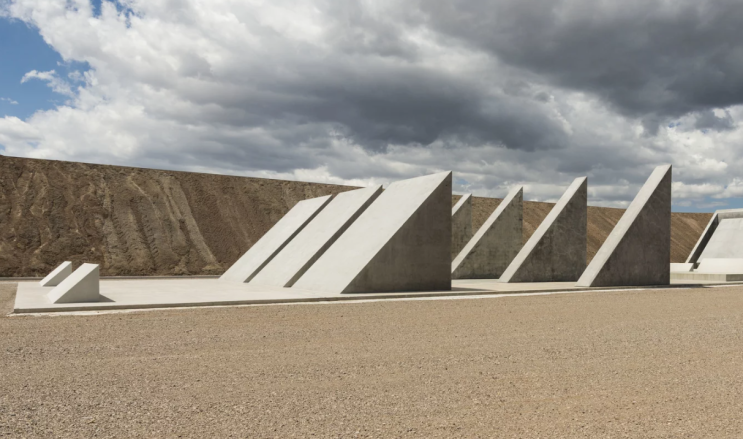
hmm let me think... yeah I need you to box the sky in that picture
[1,0,742,212]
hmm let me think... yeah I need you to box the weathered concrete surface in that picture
[250,186,383,288]
[293,172,452,294]
[670,263,694,272]
[220,195,332,283]
[47,263,100,303]
[698,216,743,260]
[39,261,72,287]
[500,177,587,283]
[577,165,672,287]
[451,194,473,260]
[451,187,522,279]
[695,258,743,274]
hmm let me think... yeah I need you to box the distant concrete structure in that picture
[293,172,452,294]
[451,194,473,260]
[220,195,332,283]
[47,263,100,303]
[40,261,73,287]
[451,187,522,279]
[577,165,672,287]
[500,177,587,283]
[250,185,383,288]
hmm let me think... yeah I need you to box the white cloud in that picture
[20,69,75,97]
[0,97,19,105]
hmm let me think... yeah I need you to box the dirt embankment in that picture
[0,156,711,277]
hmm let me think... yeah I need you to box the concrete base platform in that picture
[670,272,743,282]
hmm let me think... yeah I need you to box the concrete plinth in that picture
[451,187,522,279]
[40,261,73,287]
[293,172,452,294]
[250,185,383,288]
[500,177,587,283]
[47,263,101,303]
[686,209,743,264]
[577,165,672,287]
[220,195,332,283]
[451,194,473,260]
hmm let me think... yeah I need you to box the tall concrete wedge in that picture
[47,263,100,304]
[220,195,332,283]
[451,186,523,279]
[293,172,452,294]
[577,165,672,287]
[499,177,587,283]
[250,185,383,288]
[40,261,73,287]
[451,194,473,260]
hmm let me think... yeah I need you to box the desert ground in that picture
[2,282,742,438]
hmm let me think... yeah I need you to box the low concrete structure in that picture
[500,177,587,283]
[220,195,332,283]
[451,194,473,260]
[451,187,523,279]
[40,261,72,287]
[250,185,383,287]
[686,209,743,263]
[293,172,452,294]
[670,263,694,272]
[577,165,672,287]
[47,263,101,303]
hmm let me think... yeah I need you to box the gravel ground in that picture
[2,282,743,438]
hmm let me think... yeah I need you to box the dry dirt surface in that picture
[2,282,743,438]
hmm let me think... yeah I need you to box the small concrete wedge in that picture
[451,194,473,260]
[220,195,332,283]
[451,186,523,279]
[40,261,73,287]
[499,177,587,283]
[250,185,383,288]
[47,263,100,304]
[293,172,452,294]
[577,165,672,287]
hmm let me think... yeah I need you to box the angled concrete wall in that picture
[47,263,100,303]
[250,185,383,288]
[220,195,332,283]
[451,187,522,279]
[687,209,743,264]
[499,177,587,283]
[577,165,672,287]
[293,172,452,294]
[451,194,473,260]
[40,261,73,287]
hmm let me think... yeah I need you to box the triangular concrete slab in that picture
[499,177,587,283]
[293,172,452,294]
[47,263,100,304]
[577,165,671,287]
[40,261,73,287]
[451,187,523,279]
[451,194,473,260]
[220,195,332,283]
[250,185,383,288]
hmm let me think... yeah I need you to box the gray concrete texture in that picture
[451,193,473,260]
[686,209,743,264]
[47,263,100,303]
[499,177,587,283]
[293,172,452,294]
[40,261,72,287]
[219,195,332,283]
[451,187,523,279]
[249,185,383,288]
[698,217,743,260]
[577,165,672,287]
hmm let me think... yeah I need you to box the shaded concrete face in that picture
[249,186,383,288]
[451,194,473,260]
[577,165,672,287]
[40,261,73,287]
[500,177,587,283]
[293,172,452,294]
[47,263,100,304]
[451,187,523,279]
[219,195,332,283]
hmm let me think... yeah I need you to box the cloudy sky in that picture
[1,0,742,211]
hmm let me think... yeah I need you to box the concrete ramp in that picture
[250,185,383,288]
[451,194,473,260]
[451,187,522,279]
[47,263,100,304]
[577,165,671,287]
[293,172,452,294]
[500,177,587,283]
[40,261,73,287]
[220,195,332,283]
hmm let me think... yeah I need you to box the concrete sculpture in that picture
[451,194,473,260]
[47,263,101,303]
[577,165,671,287]
[250,185,383,287]
[293,172,452,294]
[451,187,523,279]
[220,195,332,283]
[40,261,73,287]
[500,177,587,283]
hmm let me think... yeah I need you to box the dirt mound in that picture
[0,156,711,277]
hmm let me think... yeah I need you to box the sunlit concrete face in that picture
[451,193,473,260]
[47,263,100,304]
[40,261,73,287]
